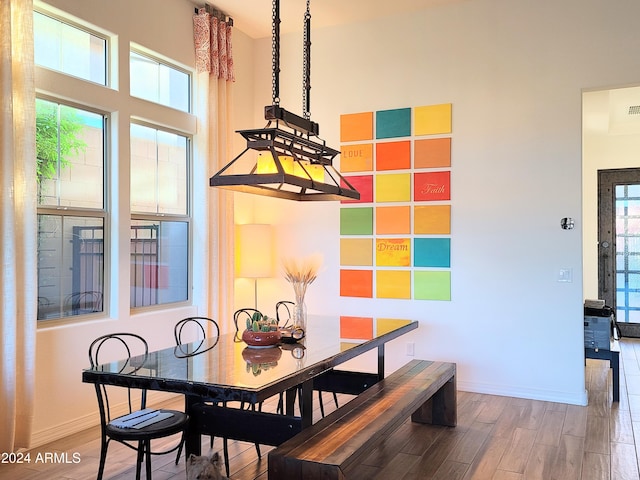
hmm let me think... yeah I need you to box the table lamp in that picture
[236,224,274,309]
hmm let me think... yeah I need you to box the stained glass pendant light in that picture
[209,0,360,201]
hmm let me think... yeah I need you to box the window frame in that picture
[129,121,193,310]
[129,47,193,113]
[35,97,109,321]
[33,9,110,87]
[34,4,198,324]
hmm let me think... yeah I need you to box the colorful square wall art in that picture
[340,112,373,142]
[414,171,451,202]
[376,141,411,171]
[376,173,411,203]
[376,238,411,267]
[340,316,374,340]
[414,238,451,268]
[340,207,373,235]
[340,238,373,266]
[414,137,451,169]
[376,108,411,139]
[414,270,451,301]
[341,175,373,204]
[339,103,453,303]
[376,206,411,234]
[341,144,373,172]
[376,270,411,299]
[340,269,373,298]
[414,103,452,136]
[414,205,451,234]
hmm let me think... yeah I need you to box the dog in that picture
[186,451,229,480]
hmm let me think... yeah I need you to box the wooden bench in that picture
[268,359,456,480]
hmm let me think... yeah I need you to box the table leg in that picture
[300,379,313,428]
[611,350,620,402]
[378,344,385,381]
[185,395,201,456]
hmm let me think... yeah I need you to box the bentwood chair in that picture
[233,308,262,339]
[275,300,295,328]
[275,300,340,417]
[88,333,188,480]
[173,316,258,477]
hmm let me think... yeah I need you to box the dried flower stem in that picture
[282,255,322,303]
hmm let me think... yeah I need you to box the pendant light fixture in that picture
[209,0,360,201]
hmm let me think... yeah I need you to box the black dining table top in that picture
[82,315,418,404]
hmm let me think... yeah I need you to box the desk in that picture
[585,338,620,402]
[82,316,418,456]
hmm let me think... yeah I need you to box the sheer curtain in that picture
[194,8,235,324]
[0,0,37,451]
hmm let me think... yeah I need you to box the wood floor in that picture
[5,338,640,480]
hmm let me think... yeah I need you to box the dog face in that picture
[186,451,228,480]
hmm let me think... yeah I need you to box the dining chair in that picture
[173,316,258,477]
[88,333,188,480]
[233,308,262,338]
[174,316,220,346]
[275,300,340,417]
[275,300,294,328]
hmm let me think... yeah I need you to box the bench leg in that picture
[411,375,457,427]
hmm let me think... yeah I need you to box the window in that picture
[36,99,106,320]
[130,124,190,308]
[34,11,107,85]
[35,6,196,321]
[130,51,190,112]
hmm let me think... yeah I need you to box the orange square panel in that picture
[340,269,373,298]
[340,112,374,142]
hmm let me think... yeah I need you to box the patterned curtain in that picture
[193,7,236,328]
[0,0,37,451]
[193,8,235,81]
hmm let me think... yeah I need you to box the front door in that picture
[598,168,640,330]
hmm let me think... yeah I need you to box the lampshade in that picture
[236,224,274,278]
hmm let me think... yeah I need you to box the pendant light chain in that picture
[302,0,311,120]
[272,0,280,106]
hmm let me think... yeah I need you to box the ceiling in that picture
[209,0,467,39]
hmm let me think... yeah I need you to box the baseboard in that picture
[457,380,588,406]
[30,390,182,448]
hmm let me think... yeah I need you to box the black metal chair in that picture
[173,316,258,477]
[233,308,263,339]
[275,300,339,417]
[174,316,220,348]
[88,333,188,480]
[275,300,295,328]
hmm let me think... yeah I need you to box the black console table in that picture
[585,338,620,402]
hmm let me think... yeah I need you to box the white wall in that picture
[236,0,640,406]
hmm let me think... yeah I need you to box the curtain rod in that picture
[195,4,234,26]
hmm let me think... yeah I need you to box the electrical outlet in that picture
[406,342,415,356]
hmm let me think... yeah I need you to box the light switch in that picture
[557,268,573,282]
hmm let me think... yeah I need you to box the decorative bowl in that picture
[241,329,282,348]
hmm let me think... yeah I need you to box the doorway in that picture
[598,168,640,336]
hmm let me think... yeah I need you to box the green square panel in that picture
[414,270,451,301]
[340,207,373,235]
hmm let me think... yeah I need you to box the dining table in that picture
[82,314,418,457]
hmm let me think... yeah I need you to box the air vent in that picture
[629,105,640,115]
